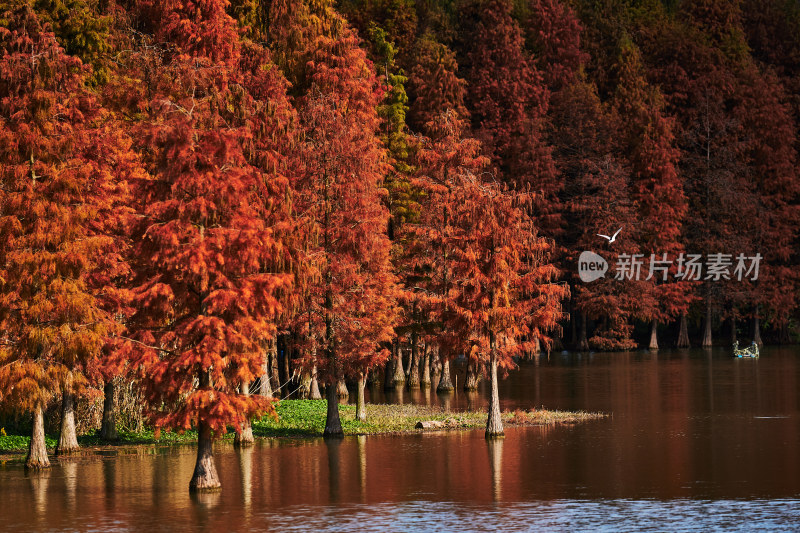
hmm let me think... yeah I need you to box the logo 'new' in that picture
[578,251,608,283]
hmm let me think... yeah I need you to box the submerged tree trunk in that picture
[356,374,367,422]
[100,380,117,441]
[464,362,480,391]
[578,311,589,351]
[753,305,763,347]
[234,382,254,447]
[485,334,504,438]
[407,331,420,389]
[390,339,405,389]
[437,356,454,393]
[309,365,322,399]
[648,319,659,350]
[26,405,50,470]
[702,302,713,347]
[677,312,690,348]
[420,344,431,387]
[324,380,344,438]
[189,418,221,492]
[57,381,79,455]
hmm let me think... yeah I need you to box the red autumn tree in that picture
[406,33,469,132]
[612,41,690,349]
[412,112,567,436]
[550,76,642,351]
[526,0,589,91]
[120,0,294,491]
[734,65,800,343]
[405,111,488,392]
[292,26,397,435]
[643,4,761,346]
[0,4,130,468]
[464,0,561,237]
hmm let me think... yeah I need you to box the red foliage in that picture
[291,27,397,382]
[411,112,567,367]
[118,5,295,435]
[0,5,131,412]
[464,0,561,236]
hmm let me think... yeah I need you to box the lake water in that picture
[1,347,799,531]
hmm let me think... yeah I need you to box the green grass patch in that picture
[0,400,606,453]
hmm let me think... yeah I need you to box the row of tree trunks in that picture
[569,306,767,350]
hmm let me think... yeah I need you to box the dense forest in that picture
[1,0,799,489]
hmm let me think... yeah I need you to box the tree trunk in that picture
[309,365,322,399]
[100,380,117,441]
[281,338,292,398]
[260,347,274,398]
[323,380,344,438]
[390,339,405,389]
[269,340,280,395]
[234,382,254,448]
[26,405,50,470]
[485,335,504,438]
[337,379,349,399]
[356,374,367,422]
[677,312,690,348]
[648,319,659,350]
[420,344,431,387]
[702,302,713,347]
[57,386,79,455]
[298,371,312,399]
[779,322,790,344]
[407,331,420,389]
[437,357,454,393]
[383,357,394,391]
[464,362,480,391]
[368,367,381,387]
[189,418,221,492]
[430,345,441,390]
[578,311,589,351]
[753,306,763,347]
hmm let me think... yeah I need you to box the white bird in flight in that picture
[597,226,623,243]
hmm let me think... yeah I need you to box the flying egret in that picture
[597,226,623,243]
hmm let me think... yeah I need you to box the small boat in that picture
[733,341,759,358]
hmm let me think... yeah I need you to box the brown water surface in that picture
[1,347,799,531]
